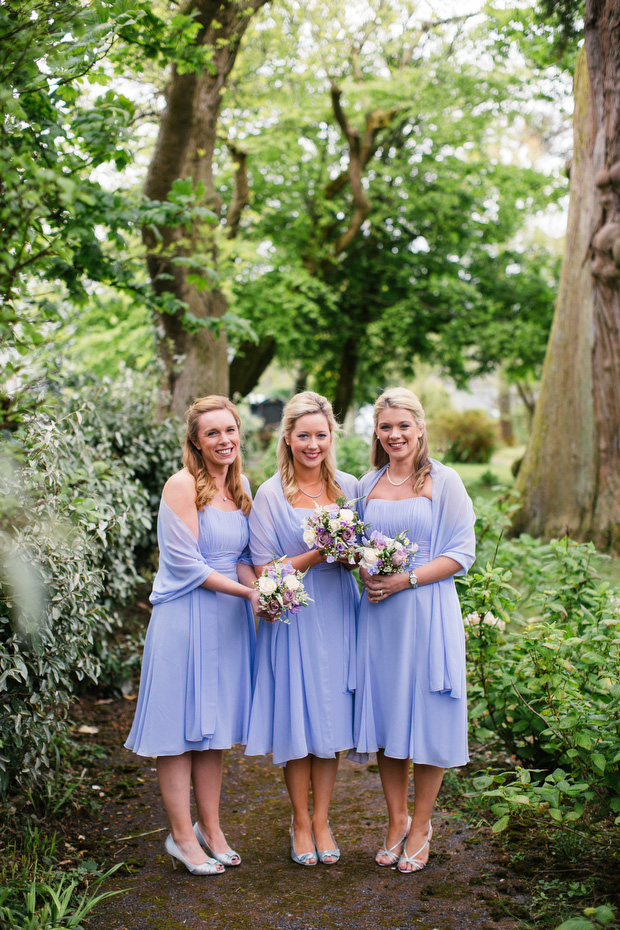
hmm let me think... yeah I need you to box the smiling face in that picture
[375,406,424,464]
[193,408,240,471]
[288,412,331,472]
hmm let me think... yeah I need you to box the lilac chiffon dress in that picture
[125,478,256,757]
[352,460,475,768]
[245,470,360,765]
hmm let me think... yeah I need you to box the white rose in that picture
[303,528,317,547]
[283,574,301,591]
[339,509,354,522]
[258,576,277,595]
[362,547,379,566]
[463,612,480,627]
[328,519,341,533]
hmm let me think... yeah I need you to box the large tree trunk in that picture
[144,0,268,418]
[513,3,620,549]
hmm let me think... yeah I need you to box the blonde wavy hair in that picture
[276,391,343,505]
[182,395,251,515]
[371,387,431,494]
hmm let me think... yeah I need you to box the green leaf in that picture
[555,920,598,930]
[491,815,509,833]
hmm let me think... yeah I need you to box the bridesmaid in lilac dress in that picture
[125,396,263,876]
[246,392,359,866]
[353,387,475,874]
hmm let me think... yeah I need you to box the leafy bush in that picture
[1,424,112,795]
[50,368,183,560]
[459,504,620,838]
[336,433,372,480]
[0,368,182,795]
[430,408,497,463]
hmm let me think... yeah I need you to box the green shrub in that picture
[430,408,497,464]
[336,433,371,481]
[1,426,110,795]
[0,381,166,795]
[459,518,620,838]
[51,369,183,559]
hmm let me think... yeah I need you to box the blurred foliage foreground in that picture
[0,376,618,928]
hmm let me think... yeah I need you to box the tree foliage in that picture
[218,0,565,415]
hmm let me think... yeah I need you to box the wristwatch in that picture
[408,570,419,589]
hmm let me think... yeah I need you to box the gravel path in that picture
[72,697,530,930]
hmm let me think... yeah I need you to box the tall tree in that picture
[514,0,620,549]
[140,0,269,416]
[0,0,144,428]
[222,0,564,418]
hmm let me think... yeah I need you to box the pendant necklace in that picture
[386,466,414,487]
[298,481,325,499]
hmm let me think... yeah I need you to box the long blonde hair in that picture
[371,387,431,494]
[276,391,343,505]
[182,395,251,515]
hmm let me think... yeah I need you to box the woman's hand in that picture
[364,571,410,603]
[336,550,359,570]
[248,587,273,621]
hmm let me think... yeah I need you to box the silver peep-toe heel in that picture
[289,817,317,866]
[164,834,224,875]
[193,822,241,867]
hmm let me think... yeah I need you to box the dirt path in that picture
[71,697,531,930]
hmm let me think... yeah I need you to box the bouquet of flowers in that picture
[255,557,312,624]
[357,529,418,575]
[301,498,367,565]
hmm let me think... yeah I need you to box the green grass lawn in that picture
[449,446,620,587]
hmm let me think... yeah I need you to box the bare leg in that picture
[399,763,444,871]
[310,755,339,861]
[283,756,316,860]
[192,749,236,857]
[157,753,210,865]
[376,750,410,865]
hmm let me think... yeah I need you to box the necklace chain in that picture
[297,480,325,499]
[386,465,414,487]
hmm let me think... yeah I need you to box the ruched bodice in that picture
[364,497,432,565]
[197,507,250,578]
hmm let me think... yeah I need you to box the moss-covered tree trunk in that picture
[144,0,268,418]
[513,1,620,549]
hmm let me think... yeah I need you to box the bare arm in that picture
[162,468,200,537]
[254,547,326,577]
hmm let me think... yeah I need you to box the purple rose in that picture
[341,526,355,542]
[266,600,281,615]
[392,548,406,566]
[317,529,332,546]
[283,588,296,603]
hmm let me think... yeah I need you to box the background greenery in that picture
[2,0,618,927]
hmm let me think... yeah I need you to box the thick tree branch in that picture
[328,85,399,255]
[226,144,249,239]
